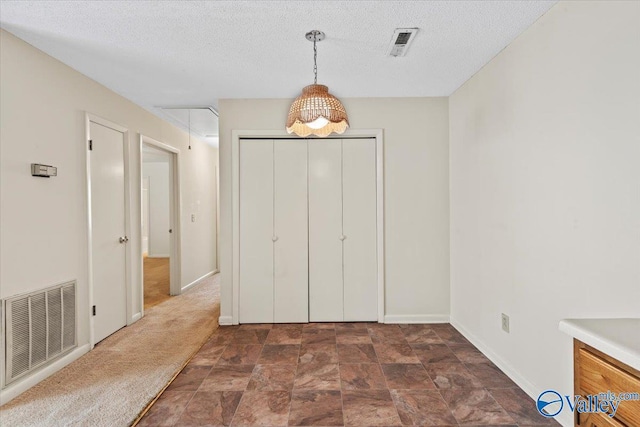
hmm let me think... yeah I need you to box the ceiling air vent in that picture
[387,28,419,57]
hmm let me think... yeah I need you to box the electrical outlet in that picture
[501,313,510,333]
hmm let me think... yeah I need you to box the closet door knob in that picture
[339,235,346,241]
[272,236,278,242]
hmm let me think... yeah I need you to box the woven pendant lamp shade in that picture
[286,84,349,137]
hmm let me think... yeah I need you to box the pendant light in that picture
[286,30,349,137]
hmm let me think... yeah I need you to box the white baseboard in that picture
[146,254,170,258]
[218,315,233,326]
[182,270,216,292]
[384,314,450,324]
[130,312,142,323]
[449,318,570,427]
[0,343,91,405]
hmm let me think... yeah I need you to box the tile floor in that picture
[138,323,560,426]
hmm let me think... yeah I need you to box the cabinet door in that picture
[308,139,344,321]
[239,139,274,323]
[274,140,309,322]
[343,138,378,321]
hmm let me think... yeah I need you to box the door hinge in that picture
[92,305,96,316]
[88,139,93,151]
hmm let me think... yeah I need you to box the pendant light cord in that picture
[313,37,318,84]
[188,109,192,150]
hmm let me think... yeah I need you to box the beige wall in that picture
[0,30,218,398]
[218,97,450,322]
[449,2,640,425]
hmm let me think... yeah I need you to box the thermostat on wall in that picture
[31,163,57,178]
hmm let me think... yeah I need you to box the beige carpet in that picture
[0,274,220,427]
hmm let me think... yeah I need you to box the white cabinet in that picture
[239,139,308,323]
[239,138,377,323]
[309,139,377,322]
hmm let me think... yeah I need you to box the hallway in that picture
[0,275,220,427]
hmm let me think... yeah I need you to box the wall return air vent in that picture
[387,28,419,57]
[3,281,77,386]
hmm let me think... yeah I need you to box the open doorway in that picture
[140,136,181,311]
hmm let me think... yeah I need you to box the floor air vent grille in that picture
[3,281,77,386]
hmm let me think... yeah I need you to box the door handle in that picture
[339,235,346,241]
[272,236,278,242]
[169,229,172,234]
[119,236,129,243]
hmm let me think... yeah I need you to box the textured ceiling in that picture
[1,1,556,117]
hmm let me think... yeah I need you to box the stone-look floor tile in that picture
[166,365,212,391]
[336,323,370,332]
[440,389,515,425]
[200,365,255,391]
[257,344,300,365]
[211,327,240,344]
[411,343,459,364]
[188,342,227,366]
[340,363,387,390]
[288,390,344,426]
[265,328,303,344]
[294,363,341,390]
[238,324,273,330]
[337,344,378,364]
[465,363,518,389]
[400,328,443,345]
[432,327,469,345]
[374,344,420,364]
[272,323,304,330]
[303,323,336,330]
[218,344,263,365]
[302,329,337,345]
[175,391,242,426]
[390,389,457,426]
[230,390,291,426]
[381,364,435,390]
[490,388,560,425]
[137,390,194,426]
[299,344,339,364]
[233,329,270,344]
[247,364,297,391]
[369,326,408,344]
[336,328,373,345]
[424,363,484,389]
[449,344,492,364]
[342,390,402,426]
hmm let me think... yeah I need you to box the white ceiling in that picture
[1,0,556,122]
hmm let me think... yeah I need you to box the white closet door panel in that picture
[308,139,344,321]
[239,139,274,323]
[343,138,378,321]
[274,140,308,323]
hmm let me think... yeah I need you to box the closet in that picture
[239,138,377,323]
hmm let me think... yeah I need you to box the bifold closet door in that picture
[309,138,377,322]
[273,140,308,323]
[239,139,274,323]
[308,139,343,321]
[342,139,377,321]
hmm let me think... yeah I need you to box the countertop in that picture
[559,318,640,370]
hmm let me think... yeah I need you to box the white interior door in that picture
[308,139,344,321]
[90,121,127,343]
[343,139,378,321]
[274,140,308,322]
[239,139,274,323]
